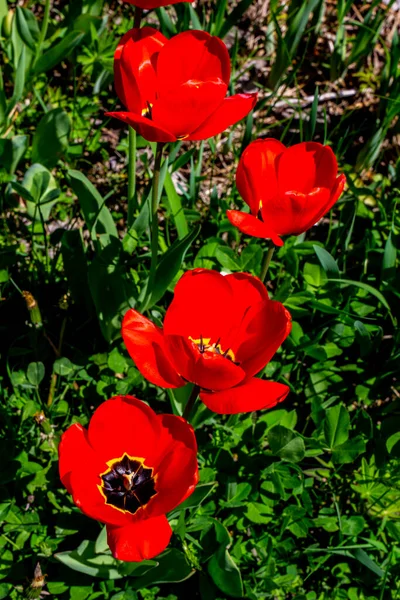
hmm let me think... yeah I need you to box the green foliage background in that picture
[1,0,400,599]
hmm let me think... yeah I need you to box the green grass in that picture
[0,1,400,599]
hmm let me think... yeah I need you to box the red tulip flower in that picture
[59,396,198,562]
[122,270,292,414]
[227,139,346,246]
[124,0,192,6]
[106,28,257,143]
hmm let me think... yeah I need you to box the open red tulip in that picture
[123,0,192,6]
[227,139,346,246]
[122,269,292,414]
[106,28,257,142]
[59,396,198,562]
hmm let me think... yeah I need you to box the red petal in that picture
[87,396,162,465]
[152,80,227,140]
[147,414,198,515]
[116,27,166,113]
[164,335,246,391]
[227,210,283,246]
[107,515,172,562]
[163,269,235,342]
[277,142,337,195]
[225,272,269,317]
[156,30,230,96]
[106,111,176,143]
[235,300,292,377]
[236,138,285,215]
[59,424,129,526]
[188,93,257,141]
[59,423,90,495]
[122,309,184,388]
[200,377,289,414]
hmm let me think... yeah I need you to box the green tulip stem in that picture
[183,385,200,421]
[260,239,275,283]
[127,127,137,227]
[143,142,164,308]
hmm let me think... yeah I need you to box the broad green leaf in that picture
[33,31,85,75]
[208,547,243,598]
[131,549,194,588]
[268,425,305,462]
[332,436,366,464]
[386,432,400,456]
[221,482,251,508]
[19,164,59,221]
[194,239,219,269]
[0,135,28,175]
[314,245,340,277]
[32,108,70,168]
[341,516,365,536]
[27,362,45,386]
[324,404,350,450]
[68,170,118,240]
[215,246,241,271]
[382,231,397,276]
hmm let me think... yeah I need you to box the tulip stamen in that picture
[189,336,238,364]
[99,454,157,515]
[141,101,153,119]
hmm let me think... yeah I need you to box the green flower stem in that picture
[127,127,137,227]
[183,385,200,421]
[144,142,164,308]
[260,239,275,283]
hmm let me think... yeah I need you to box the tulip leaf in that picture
[68,169,118,241]
[324,404,350,450]
[33,31,85,75]
[15,7,39,52]
[131,549,194,588]
[143,224,201,310]
[328,278,392,315]
[164,170,189,240]
[0,135,28,175]
[32,108,70,168]
[55,540,156,579]
[314,244,340,278]
[208,546,243,598]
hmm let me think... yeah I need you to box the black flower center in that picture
[100,454,157,515]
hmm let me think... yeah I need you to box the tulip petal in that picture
[148,414,198,516]
[106,111,176,143]
[107,515,172,562]
[152,80,227,140]
[59,424,129,527]
[122,309,184,388]
[277,142,337,195]
[227,210,283,246]
[236,138,285,215]
[234,300,292,377]
[188,93,257,141]
[157,30,230,96]
[116,27,167,113]
[200,377,289,414]
[87,396,162,465]
[59,423,91,495]
[163,269,235,342]
[165,334,246,391]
